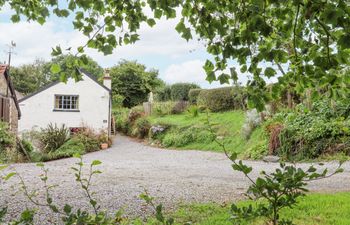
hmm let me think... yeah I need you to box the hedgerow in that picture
[267,100,350,160]
[188,88,202,104]
[197,86,247,112]
[170,83,200,101]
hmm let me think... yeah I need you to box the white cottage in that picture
[18,69,112,135]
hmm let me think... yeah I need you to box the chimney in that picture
[103,68,111,90]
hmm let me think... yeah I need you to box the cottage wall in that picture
[0,70,18,132]
[18,74,111,134]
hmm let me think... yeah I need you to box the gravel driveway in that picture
[1,134,350,223]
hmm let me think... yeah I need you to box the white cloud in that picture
[162,60,234,88]
[0,21,85,65]
[0,15,204,68]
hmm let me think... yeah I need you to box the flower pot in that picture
[100,143,108,150]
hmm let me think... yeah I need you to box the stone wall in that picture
[10,98,18,132]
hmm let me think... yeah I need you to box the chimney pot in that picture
[103,68,111,90]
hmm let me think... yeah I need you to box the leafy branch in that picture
[204,111,344,225]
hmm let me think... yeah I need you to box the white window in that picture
[54,95,79,110]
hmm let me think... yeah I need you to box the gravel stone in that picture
[1,134,349,224]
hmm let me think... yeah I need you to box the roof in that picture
[0,64,21,118]
[19,69,111,103]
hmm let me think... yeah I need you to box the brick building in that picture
[0,64,21,132]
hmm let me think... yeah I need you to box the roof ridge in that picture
[19,69,110,103]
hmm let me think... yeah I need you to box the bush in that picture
[49,138,85,160]
[133,117,151,138]
[197,86,247,112]
[152,101,176,116]
[40,123,69,152]
[188,88,202,104]
[0,122,16,162]
[187,105,200,117]
[112,94,125,108]
[170,83,200,101]
[0,122,16,151]
[74,128,100,152]
[113,107,130,133]
[160,126,215,147]
[171,101,189,114]
[20,139,34,153]
[155,85,172,102]
[268,100,350,160]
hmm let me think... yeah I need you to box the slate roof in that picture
[19,69,111,103]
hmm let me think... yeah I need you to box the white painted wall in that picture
[18,73,111,134]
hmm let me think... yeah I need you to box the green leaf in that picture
[4,172,16,181]
[50,64,61,74]
[91,160,102,166]
[51,46,62,56]
[154,9,162,19]
[63,204,72,214]
[264,67,277,78]
[0,165,7,171]
[229,153,237,161]
[36,163,44,167]
[11,14,20,23]
[147,18,156,27]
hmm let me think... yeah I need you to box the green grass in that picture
[149,111,267,158]
[139,192,350,225]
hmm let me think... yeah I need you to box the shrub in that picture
[0,122,16,162]
[112,94,125,108]
[74,128,100,152]
[160,126,215,147]
[20,139,34,154]
[170,83,200,101]
[49,138,85,160]
[128,109,143,123]
[113,107,130,133]
[197,86,247,112]
[171,101,189,114]
[187,105,200,117]
[268,100,350,160]
[155,85,172,102]
[152,101,176,116]
[97,132,112,147]
[0,122,16,151]
[188,88,202,104]
[133,117,151,138]
[40,123,69,152]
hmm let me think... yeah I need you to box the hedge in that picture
[188,89,202,104]
[170,83,200,101]
[197,86,247,112]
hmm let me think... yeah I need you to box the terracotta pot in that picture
[100,143,108,150]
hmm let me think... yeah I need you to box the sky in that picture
[0,3,262,88]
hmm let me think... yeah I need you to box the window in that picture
[54,95,79,110]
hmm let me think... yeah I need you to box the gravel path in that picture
[1,134,350,223]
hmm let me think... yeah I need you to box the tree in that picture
[110,60,162,108]
[44,55,104,82]
[10,59,49,95]
[170,83,200,101]
[2,1,349,109]
[10,55,103,95]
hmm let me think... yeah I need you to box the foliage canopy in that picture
[110,60,163,108]
[2,0,350,108]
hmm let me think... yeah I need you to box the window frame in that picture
[53,94,80,112]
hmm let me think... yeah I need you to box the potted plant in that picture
[99,132,110,150]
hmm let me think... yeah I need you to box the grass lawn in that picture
[138,192,350,225]
[149,111,267,158]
